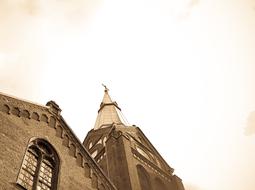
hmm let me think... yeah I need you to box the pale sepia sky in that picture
[1,1,255,190]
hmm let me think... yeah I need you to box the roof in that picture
[93,88,128,130]
[0,91,117,190]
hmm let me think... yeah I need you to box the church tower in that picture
[83,88,185,190]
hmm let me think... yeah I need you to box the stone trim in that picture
[132,148,172,182]
[0,94,117,190]
[136,127,174,173]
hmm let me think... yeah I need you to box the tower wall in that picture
[83,89,186,190]
[106,133,133,190]
[84,125,185,190]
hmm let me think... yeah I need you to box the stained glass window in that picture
[17,139,59,190]
[17,150,38,190]
[38,160,53,190]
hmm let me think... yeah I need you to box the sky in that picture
[0,0,255,190]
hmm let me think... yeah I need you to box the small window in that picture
[17,139,59,190]
[136,147,150,161]
[88,142,93,149]
[96,139,102,145]
[103,137,107,146]
[91,150,98,158]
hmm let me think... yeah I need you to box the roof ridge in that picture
[0,91,47,108]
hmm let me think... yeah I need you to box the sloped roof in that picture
[0,91,117,190]
[93,89,128,130]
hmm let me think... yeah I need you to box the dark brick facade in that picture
[83,125,185,190]
[0,91,185,190]
[0,93,115,190]
[83,89,185,190]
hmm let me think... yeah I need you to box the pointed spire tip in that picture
[102,83,109,92]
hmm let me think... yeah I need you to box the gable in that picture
[0,92,116,190]
[120,126,174,174]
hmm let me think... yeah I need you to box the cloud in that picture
[185,183,203,190]
[176,0,200,20]
[0,0,101,99]
[188,0,200,8]
[244,111,255,136]
[0,0,98,52]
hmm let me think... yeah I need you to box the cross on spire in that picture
[102,84,109,92]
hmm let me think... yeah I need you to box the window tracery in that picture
[17,139,59,190]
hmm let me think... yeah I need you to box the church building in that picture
[0,88,185,190]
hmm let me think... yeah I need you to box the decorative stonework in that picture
[0,93,117,190]
[0,104,10,114]
[0,93,47,112]
[132,148,172,182]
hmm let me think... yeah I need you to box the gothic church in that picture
[0,89,185,190]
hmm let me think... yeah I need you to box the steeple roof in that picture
[93,87,128,130]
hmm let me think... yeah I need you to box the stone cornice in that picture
[57,116,117,190]
[0,92,117,190]
[132,148,173,182]
[136,127,174,173]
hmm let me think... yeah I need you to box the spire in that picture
[101,84,112,104]
[93,86,128,130]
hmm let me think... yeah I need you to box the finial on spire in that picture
[102,84,109,92]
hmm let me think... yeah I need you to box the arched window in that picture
[102,137,107,146]
[88,142,93,149]
[154,177,167,190]
[137,165,152,190]
[17,139,60,190]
